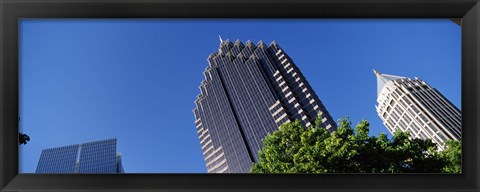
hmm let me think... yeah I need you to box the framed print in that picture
[1,0,479,191]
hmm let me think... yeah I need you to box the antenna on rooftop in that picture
[218,35,223,43]
[373,69,381,76]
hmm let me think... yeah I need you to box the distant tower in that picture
[36,138,124,173]
[374,70,461,150]
[193,39,337,173]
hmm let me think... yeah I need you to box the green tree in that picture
[251,116,455,173]
[439,140,461,173]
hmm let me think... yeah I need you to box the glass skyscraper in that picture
[193,39,337,173]
[374,70,461,151]
[36,138,124,173]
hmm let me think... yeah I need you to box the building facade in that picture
[374,70,461,150]
[193,39,337,173]
[36,138,124,173]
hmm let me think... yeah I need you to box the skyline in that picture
[19,19,460,173]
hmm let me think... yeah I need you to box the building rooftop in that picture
[373,69,407,97]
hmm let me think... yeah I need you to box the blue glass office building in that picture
[36,138,124,173]
[193,40,337,173]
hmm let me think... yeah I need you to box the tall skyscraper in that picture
[36,138,124,173]
[193,39,337,173]
[374,70,461,151]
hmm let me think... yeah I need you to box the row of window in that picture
[198,67,253,173]
[409,88,461,139]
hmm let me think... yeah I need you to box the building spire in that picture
[218,35,223,43]
[374,69,407,97]
[373,69,381,76]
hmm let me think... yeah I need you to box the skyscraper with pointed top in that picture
[193,39,337,173]
[374,70,461,151]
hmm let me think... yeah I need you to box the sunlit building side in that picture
[374,70,461,150]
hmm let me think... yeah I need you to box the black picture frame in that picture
[1,0,479,191]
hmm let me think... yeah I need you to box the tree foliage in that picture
[19,132,30,145]
[250,117,460,173]
[439,140,461,173]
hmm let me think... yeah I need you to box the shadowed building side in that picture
[35,138,124,173]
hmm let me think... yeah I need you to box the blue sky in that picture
[19,19,460,173]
